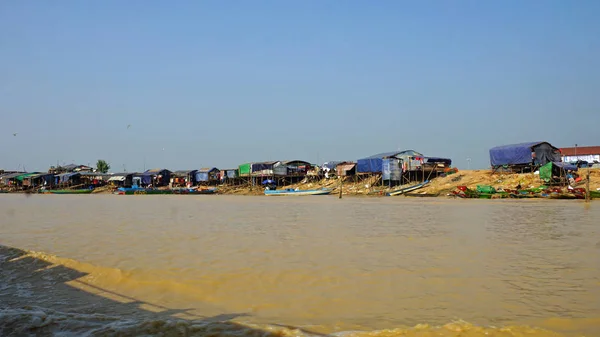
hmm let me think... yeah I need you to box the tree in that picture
[96,160,110,173]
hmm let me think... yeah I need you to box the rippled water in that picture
[1,194,599,336]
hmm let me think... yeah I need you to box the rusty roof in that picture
[560,146,600,156]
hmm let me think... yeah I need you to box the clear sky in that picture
[1,1,598,172]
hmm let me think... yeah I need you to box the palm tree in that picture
[96,160,111,173]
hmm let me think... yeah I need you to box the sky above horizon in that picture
[1,1,599,172]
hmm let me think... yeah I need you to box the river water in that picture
[0,194,599,336]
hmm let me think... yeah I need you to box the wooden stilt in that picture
[586,168,591,203]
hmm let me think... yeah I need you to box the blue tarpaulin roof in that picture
[357,158,383,173]
[251,162,277,172]
[553,162,578,171]
[357,151,422,173]
[357,152,401,173]
[57,172,80,183]
[489,142,546,166]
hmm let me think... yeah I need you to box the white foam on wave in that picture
[0,306,307,337]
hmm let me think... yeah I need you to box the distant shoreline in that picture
[2,169,599,200]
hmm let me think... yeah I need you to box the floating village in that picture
[1,142,599,200]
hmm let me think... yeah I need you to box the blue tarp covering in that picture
[41,174,55,184]
[56,172,80,183]
[132,173,153,185]
[251,162,276,172]
[140,169,170,185]
[357,158,383,173]
[225,169,237,178]
[382,158,402,181]
[553,162,578,171]
[196,172,209,182]
[489,142,544,166]
[357,152,403,173]
[196,168,218,181]
[141,174,152,185]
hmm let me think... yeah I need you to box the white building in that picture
[560,146,600,163]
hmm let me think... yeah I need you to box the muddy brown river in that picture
[1,194,599,336]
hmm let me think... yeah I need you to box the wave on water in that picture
[0,306,569,337]
[0,246,576,337]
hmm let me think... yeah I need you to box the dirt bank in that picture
[215,169,600,197]
[3,169,598,197]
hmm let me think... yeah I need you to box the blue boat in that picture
[264,188,333,196]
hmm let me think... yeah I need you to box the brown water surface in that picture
[1,195,599,336]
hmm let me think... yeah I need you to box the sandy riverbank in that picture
[3,169,599,197]
[218,168,600,197]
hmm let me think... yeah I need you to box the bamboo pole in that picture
[339,176,343,199]
[586,168,590,202]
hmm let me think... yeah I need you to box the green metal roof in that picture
[15,173,38,181]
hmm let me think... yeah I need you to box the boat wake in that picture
[0,246,577,337]
[0,306,569,337]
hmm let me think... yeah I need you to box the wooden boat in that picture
[405,192,440,197]
[590,191,600,199]
[386,181,430,196]
[548,193,578,200]
[41,189,94,194]
[172,187,217,195]
[264,188,333,196]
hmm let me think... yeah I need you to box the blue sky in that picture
[1,1,598,172]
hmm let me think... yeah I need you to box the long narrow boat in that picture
[41,189,94,194]
[548,193,579,200]
[386,181,430,196]
[589,190,600,199]
[113,187,173,195]
[264,188,333,196]
[405,192,440,197]
[172,187,218,195]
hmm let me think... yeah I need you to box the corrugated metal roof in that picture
[145,168,169,173]
[24,173,48,179]
[254,161,279,165]
[282,160,311,166]
[108,172,134,177]
[198,167,219,173]
[560,146,600,156]
[338,163,356,169]
[363,150,423,159]
[56,172,80,178]
[79,172,112,177]
[0,172,26,179]
[15,173,39,181]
